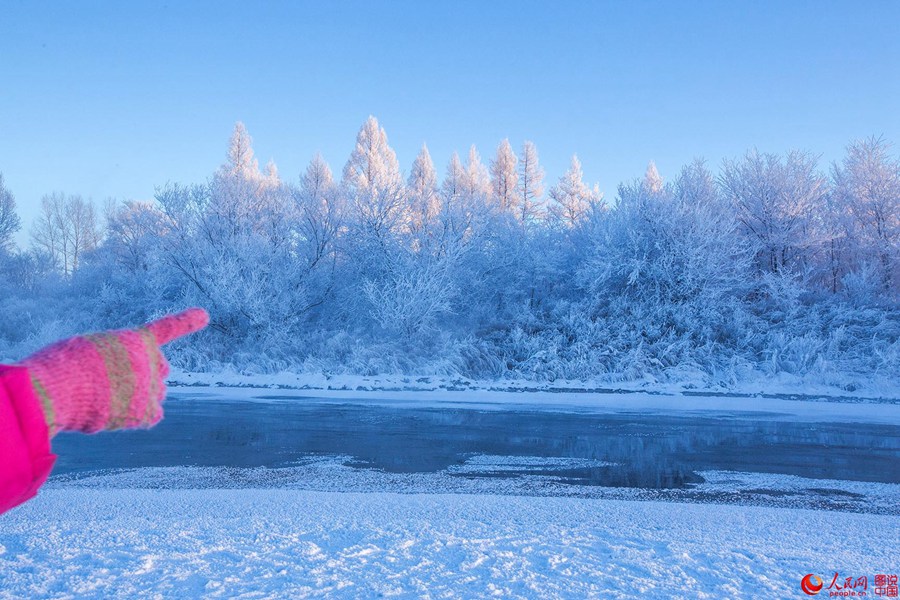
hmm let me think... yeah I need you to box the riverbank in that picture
[2,488,896,599]
[167,375,900,425]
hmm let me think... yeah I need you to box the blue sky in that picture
[1,1,898,244]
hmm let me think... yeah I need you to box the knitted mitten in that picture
[18,308,209,437]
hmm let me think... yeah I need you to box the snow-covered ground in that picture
[1,384,897,598]
[169,368,900,404]
[2,488,897,599]
[169,376,900,425]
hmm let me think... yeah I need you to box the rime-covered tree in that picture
[104,200,167,274]
[362,142,460,340]
[221,122,261,181]
[578,163,751,360]
[0,174,21,254]
[361,249,456,336]
[302,153,335,199]
[342,116,406,238]
[490,139,519,213]
[720,150,826,276]
[207,122,276,240]
[153,123,306,350]
[831,136,900,294]
[518,141,545,223]
[548,155,599,228]
[264,160,280,188]
[211,123,283,245]
[462,145,491,200]
[644,161,664,194]
[30,193,100,277]
[2,118,896,388]
[295,153,341,271]
[438,152,491,256]
[441,153,466,206]
[673,159,717,207]
[407,144,440,239]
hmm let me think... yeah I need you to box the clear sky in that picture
[1,1,899,245]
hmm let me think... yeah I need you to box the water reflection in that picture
[50,396,900,489]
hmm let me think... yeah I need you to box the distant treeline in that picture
[0,118,897,388]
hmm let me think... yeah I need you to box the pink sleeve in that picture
[0,365,57,515]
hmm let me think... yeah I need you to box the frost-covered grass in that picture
[1,489,897,599]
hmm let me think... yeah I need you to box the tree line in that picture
[0,117,897,387]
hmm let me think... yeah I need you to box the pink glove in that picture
[18,308,209,437]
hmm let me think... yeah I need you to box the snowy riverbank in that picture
[2,489,897,599]
[168,368,900,403]
[167,372,900,426]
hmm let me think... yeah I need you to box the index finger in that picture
[144,308,210,345]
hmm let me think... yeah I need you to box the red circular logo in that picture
[801,574,823,595]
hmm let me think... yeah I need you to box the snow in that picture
[167,377,900,425]
[168,366,900,403]
[1,489,896,599]
[45,460,900,516]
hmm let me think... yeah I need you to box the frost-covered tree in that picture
[720,150,826,276]
[518,141,544,223]
[490,139,519,213]
[355,145,469,338]
[340,117,455,337]
[0,174,21,254]
[437,151,496,252]
[157,177,319,357]
[294,153,341,275]
[30,193,100,277]
[264,160,280,189]
[644,161,664,194]
[431,151,508,336]
[407,144,440,239]
[222,122,261,181]
[103,200,167,274]
[153,125,315,356]
[3,119,896,387]
[462,145,491,200]
[302,153,336,201]
[673,159,717,207]
[817,188,854,294]
[577,162,751,371]
[831,137,900,294]
[206,122,277,241]
[342,116,406,238]
[548,155,600,228]
[362,250,456,337]
[213,122,278,221]
[440,153,465,207]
